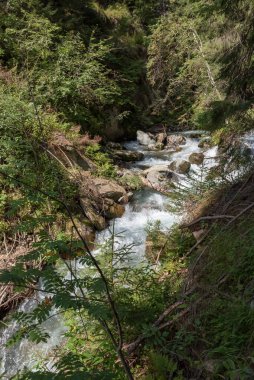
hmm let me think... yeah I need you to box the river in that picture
[0,133,217,378]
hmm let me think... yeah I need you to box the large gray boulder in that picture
[92,178,126,202]
[137,130,156,146]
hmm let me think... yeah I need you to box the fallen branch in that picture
[227,202,254,226]
[182,215,233,228]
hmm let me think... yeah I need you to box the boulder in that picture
[143,164,170,176]
[118,192,133,204]
[156,132,167,145]
[111,150,144,162]
[80,198,107,231]
[189,152,205,165]
[92,178,126,202]
[169,160,191,174]
[167,135,186,147]
[137,130,156,146]
[198,137,212,149]
[143,165,179,188]
[104,201,125,219]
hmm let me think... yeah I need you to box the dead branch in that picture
[227,202,254,226]
[182,215,234,228]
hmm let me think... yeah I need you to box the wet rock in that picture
[189,152,205,165]
[167,135,186,148]
[143,165,179,188]
[156,132,167,145]
[137,130,156,146]
[198,137,212,149]
[103,200,125,219]
[169,160,191,174]
[111,150,144,162]
[92,178,126,202]
[118,192,133,204]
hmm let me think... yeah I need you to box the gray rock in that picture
[92,178,126,201]
[137,130,156,146]
[143,165,179,188]
[167,134,186,147]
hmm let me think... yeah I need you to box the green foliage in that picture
[147,0,254,133]
[85,144,117,178]
[119,173,143,190]
[0,0,152,137]
[144,352,183,380]
[146,210,254,379]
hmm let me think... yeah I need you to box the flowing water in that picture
[0,133,218,378]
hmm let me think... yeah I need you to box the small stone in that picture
[169,160,191,174]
